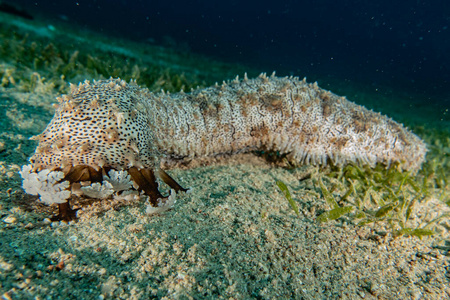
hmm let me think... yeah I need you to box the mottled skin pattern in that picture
[26,74,428,219]
[149,75,427,170]
[30,74,426,176]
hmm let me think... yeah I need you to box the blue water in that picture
[11,0,450,105]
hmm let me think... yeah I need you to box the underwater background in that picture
[0,0,449,299]
[11,0,450,102]
[8,0,450,132]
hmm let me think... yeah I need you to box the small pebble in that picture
[3,215,17,224]
[2,292,12,300]
[50,279,59,286]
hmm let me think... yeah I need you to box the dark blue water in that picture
[11,0,450,105]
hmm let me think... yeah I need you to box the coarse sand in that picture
[1,151,449,299]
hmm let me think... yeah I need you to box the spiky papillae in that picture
[30,74,427,174]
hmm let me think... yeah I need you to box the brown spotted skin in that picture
[31,79,158,172]
[30,74,427,175]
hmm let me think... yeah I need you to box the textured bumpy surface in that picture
[21,74,428,215]
[30,74,427,173]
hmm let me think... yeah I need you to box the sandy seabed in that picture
[0,11,449,300]
[1,157,450,299]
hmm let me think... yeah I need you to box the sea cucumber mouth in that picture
[21,163,187,221]
[62,164,187,203]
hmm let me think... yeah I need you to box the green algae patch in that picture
[315,176,353,222]
[318,151,449,237]
[0,16,254,97]
[317,206,353,222]
[317,176,339,209]
[276,180,300,217]
[394,228,435,238]
[302,126,450,237]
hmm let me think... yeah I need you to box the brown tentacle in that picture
[64,165,103,183]
[55,166,186,217]
[51,201,79,222]
[158,169,188,192]
[49,165,103,221]
[128,167,164,206]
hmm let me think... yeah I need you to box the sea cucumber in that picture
[22,73,427,219]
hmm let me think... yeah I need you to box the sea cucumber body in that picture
[148,75,426,170]
[30,74,427,173]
